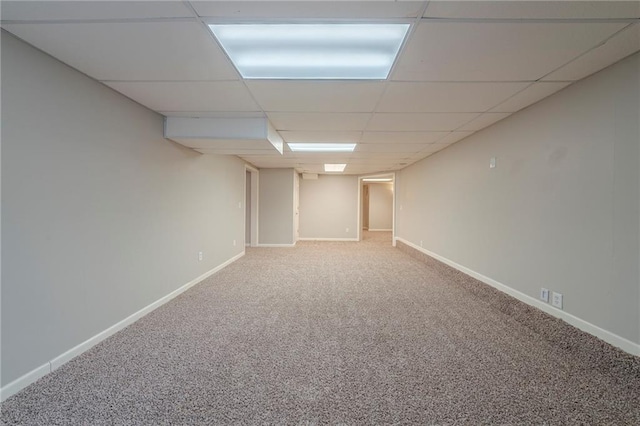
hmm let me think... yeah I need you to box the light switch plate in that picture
[540,288,549,302]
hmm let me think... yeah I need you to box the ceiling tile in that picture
[427,131,475,147]
[367,113,479,131]
[159,111,266,119]
[267,113,371,131]
[240,156,299,164]
[543,24,640,81]
[458,113,512,131]
[423,1,640,19]
[490,82,572,112]
[247,81,386,113]
[349,152,411,159]
[393,22,626,81]
[291,152,355,160]
[0,1,193,21]
[356,144,428,153]
[280,131,362,143]
[360,131,448,144]
[3,22,238,81]
[104,81,260,112]
[377,82,528,112]
[197,149,280,155]
[191,1,423,19]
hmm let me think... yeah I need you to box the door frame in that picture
[357,172,396,246]
[244,165,259,247]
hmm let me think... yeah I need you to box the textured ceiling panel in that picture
[377,82,529,112]
[367,113,479,131]
[3,22,238,81]
[543,24,640,81]
[423,1,640,19]
[268,113,371,131]
[393,22,625,81]
[248,81,386,113]
[0,1,193,21]
[490,82,572,112]
[105,81,260,112]
[191,1,424,19]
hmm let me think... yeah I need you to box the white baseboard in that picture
[297,237,358,241]
[0,363,50,403]
[256,243,297,247]
[0,251,245,402]
[367,229,392,232]
[395,237,640,357]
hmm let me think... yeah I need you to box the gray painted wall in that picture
[299,175,358,239]
[396,52,640,345]
[368,183,393,231]
[245,171,251,245]
[1,33,246,385]
[258,169,295,245]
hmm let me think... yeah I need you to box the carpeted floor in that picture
[2,231,639,425]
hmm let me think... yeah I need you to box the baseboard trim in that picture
[0,363,50,403]
[0,251,245,402]
[395,237,640,357]
[256,243,296,247]
[297,238,359,241]
[367,229,392,232]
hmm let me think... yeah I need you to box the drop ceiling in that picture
[2,1,639,175]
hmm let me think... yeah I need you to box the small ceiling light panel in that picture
[288,143,356,152]
[325,164,347,172]
[209,23,410,79]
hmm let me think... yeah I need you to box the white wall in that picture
[368,183,393,231]
[396,52,640,348]
[299,175,358,240]
[258,168,295,245]
[1,32,246,386]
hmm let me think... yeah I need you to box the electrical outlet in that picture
[551,292,563,309]
[540,288,549,302]
[345,227,349,233]
[420,240,423,247]
[233,240,236,246]
[490,157,497,169]
[198,251,203,261]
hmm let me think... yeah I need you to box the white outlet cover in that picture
[490,157,497,169]
[551,292,563,309]
[540,288,549,302]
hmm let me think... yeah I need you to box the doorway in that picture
[358,173,396,246]
[245,166,259,247]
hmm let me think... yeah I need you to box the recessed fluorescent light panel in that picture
[288,143,356,152]
[325,164,347,172]
[209,23,410,79]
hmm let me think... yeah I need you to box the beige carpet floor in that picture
[2,231,639,425]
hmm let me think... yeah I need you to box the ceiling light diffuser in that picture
[209,23,410,79]
[324,164,347,172]
[362,178,393,182]
[288,143,356,152]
